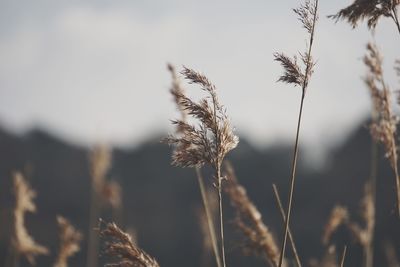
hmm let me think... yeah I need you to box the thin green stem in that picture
[196,167,222,267]
[272,184,302,267]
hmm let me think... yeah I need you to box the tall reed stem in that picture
[196,167,222,267]
[272,184,302,267]
[278,2,318,264]
[216,164,226,267]
[340,246,348,267]
[86,185,100,267]
[365,112,378,267]
[278,92,305,267]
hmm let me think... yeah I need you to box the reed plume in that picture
[167,63,222,267]
[347,182,375,267]
[322,206,349,245]
[87,145,123,267]
[329,0,400,34]
[364,42,400,215]
[224,163,280,267]
[12,172,49,265]
[165,66,238,267]
[53,216,82,267]
[99,220,159,267]
[273,1,319,266]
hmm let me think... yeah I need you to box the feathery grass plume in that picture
[12,172,49,265]
[329,0,400,33]
[165,66,238,267]
[87,145,112,267]
[99,220,160,267]
[167,63,222,267]
[273,1,319,266]
[53,216,82,267]
[347,182,375,267]
[322,206,349,245]
[223,163,280,267]
[364,42,400,215]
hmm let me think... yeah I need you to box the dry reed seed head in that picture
[364,43,383,78]
[13,172,49,264]
[364,42,399,169]
[348,182,375,247]
[101,180,123,209]
[274,0,318,92]
[322,205,349,245]
[54,216,82,267]
[274,53,305,87]
[90,145,112,192]
[223,163,280,266]
[167,63,187,124]
[99,220,160,267]
[360,182,375,236]
[293,0,319,34]
[329,0,399,29]
[165,66,239,169]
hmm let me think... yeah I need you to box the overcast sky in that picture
[0,0,398,150]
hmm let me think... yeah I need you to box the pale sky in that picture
[0,0,398,150]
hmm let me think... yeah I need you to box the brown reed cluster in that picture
[224,163,280,267]
[54,216,82,267]
[164,66,238,168]
[99,220,160,267]
[274,0,318,94]
[12,172,49,265]
[329,0,400,31]
[364,42,400,215]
